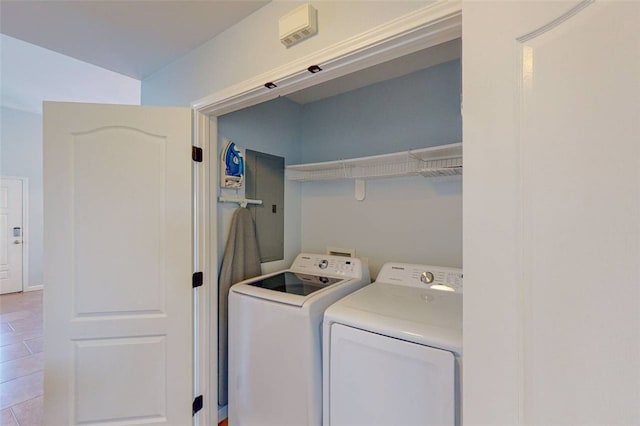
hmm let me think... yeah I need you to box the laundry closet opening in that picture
[216,38,463,281]
[210,29,462,419]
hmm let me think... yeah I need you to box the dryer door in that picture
[328,323,456,426]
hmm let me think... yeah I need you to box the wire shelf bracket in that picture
[217,196,263,208]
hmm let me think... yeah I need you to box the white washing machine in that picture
[323,262,463,426]
[228,253,370,426]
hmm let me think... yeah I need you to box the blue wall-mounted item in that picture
[221,140,244,188]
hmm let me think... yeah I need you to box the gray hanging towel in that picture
[218,207,261,406]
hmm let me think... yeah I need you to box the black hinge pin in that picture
[192,395,203,415]
[192,146,203,162]
[193,272,203,288]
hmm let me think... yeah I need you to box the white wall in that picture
[142,1,430,106]
[0,34,141,290]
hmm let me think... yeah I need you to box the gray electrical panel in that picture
[245,149,284,262]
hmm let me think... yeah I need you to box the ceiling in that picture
[0,0,270,80]
[0,1,460,108]
[287,38,461,105]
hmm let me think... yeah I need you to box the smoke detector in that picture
[279,4,318,47]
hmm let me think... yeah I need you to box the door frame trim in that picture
[193,1,461,116]
[190,2,462,422]
[192,110,212,426]
[1,175,30,292]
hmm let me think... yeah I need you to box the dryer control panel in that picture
[376,263,463,293]
[290,253,367,279]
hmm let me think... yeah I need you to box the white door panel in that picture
[520,2,639,423]
[74,336,167,423]
[0,178,23,294]
[72,127,167,315]
[464,1,639,424]
[43,102,193,425]
[328,324,455,426]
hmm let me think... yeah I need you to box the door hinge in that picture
[192,395,203,415]
[192,146,203,162]
[192,272,203,288]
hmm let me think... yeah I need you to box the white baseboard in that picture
[24,285,43,292]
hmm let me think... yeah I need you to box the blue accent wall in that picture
[217,59,462,277]
[218,97,302,165]
[218,59,460,176]
[217,96,303,273]
[300,60,461,162]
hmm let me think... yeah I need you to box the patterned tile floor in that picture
[0,291,43,426]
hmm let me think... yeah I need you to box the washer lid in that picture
[231,271,346,307]
[324,282,462,355]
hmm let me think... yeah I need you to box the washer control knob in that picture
[420,271,434,284]
[319,259,329,269]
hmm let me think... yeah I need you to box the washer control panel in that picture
[377,262,463,293]
[290,253,367,279]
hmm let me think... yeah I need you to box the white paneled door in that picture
[464,1,639,425]
[43,102,194,425]
[0,178,24,294]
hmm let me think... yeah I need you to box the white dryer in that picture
[323,262,463,426]
[228,253,370,426]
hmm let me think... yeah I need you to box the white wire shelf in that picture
[285,142,462,182]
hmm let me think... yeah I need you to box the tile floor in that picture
[0,291,43,426]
